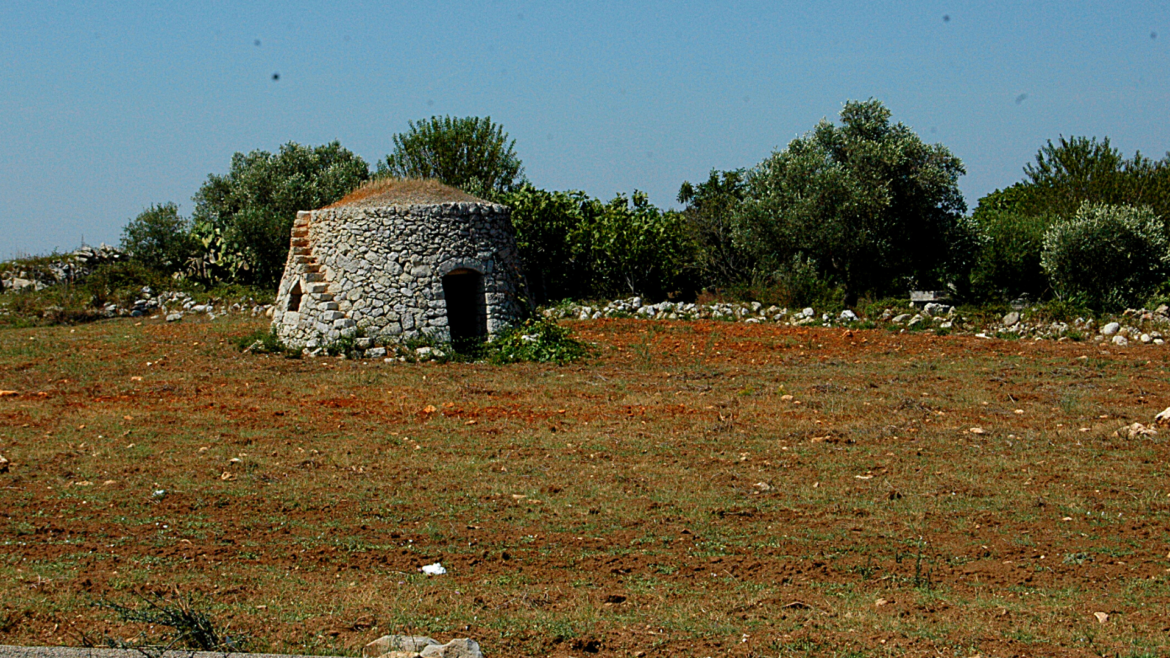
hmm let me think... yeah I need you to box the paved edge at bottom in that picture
[0,647,348,658]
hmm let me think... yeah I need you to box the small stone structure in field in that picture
[271,179,526,350]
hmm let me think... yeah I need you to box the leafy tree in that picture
[733,99,973,306]
[120,202,198,274]
[677,169,752,287]
[1018,136,1170,219]
[968,209,1052,301]
[495,184,594,304]
[1041,202,1169,311]
[581,191,697,299]
[191,141,369,287]
[377,116,524,196]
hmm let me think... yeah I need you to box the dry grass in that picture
[326,178,486,208]
[1,316,1169,657]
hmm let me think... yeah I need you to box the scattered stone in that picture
[1101,322,1120,336]
[165,313,182,322]
[1141,333,1152,344]
[892,313,911,324]
[421,562,446,575]
[1002,312,1020,327]
[0,453,8,473]
[1117,422,1157,438]
[1094,611,1109,624]
[1154,407,1170,426]
[364,635,441,658]
[1112,335,1129,347]
[421,638,484,658]
[366,347,387,359]
[907,315,923,328]
[839,309,858,322]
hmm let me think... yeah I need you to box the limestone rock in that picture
[1112,335,1129,347]
[1002,312,1019,327]
[420,639,484,658]
[364,635,440,658]
[1154,407,1170,426]
[1101,322,1120,336]
[0,453,8,473]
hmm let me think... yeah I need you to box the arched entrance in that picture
[442,268,487,349]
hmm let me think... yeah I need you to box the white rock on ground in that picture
[364,636,484,658]
[1102,322,1121,336]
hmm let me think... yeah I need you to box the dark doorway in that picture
[287,281,303,312]
[442,268,487,350]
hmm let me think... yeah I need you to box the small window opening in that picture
[287,281,304,312]
[442,268,487,351]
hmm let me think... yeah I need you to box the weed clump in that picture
[487,317,590,365]
[98,591,245,652]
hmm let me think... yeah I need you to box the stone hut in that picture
[271,179,526,350]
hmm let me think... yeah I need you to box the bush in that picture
[488,317,589,365]
[969,209,1053,300]
[191,141,370,288]
[377,115,524,196]
[733,99,973,306]
[495,185,594,304]
[581,191,698,300]
[120,203,198,274]
[497,186,697,303]
[1040,202,1169,311]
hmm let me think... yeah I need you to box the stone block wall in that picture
[271,202,526,350]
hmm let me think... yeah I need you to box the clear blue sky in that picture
[1,1,1167,258]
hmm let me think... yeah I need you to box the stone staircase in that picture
[290,213,343,318]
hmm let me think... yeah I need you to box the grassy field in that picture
[1,314,1169,657]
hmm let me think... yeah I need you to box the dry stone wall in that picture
[272,202,526,350]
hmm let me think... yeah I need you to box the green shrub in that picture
[733,99,973,307]
[120,203,198,274]
[969,209,1053,300]
[191,141,370,288]
[488,317,589,365]
[377,115,524,196]
[1040,202,1169,311]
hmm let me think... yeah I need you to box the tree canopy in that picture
[191,141,369,287]
[377,116,524,196]
[733,99,974,306]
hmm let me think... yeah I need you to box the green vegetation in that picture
[487,317,590,365]
[12,103,1170,320]
[731,99,976,307]
[119,203,198,274]
[190,141,371,287]
[377,115,524,196]
[1041,202,1169,311]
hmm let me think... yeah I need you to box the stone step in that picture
[290,238,309,247]
[303,273,325,282]
[311,292,334,302]
[291,229,309,238]
[306,282,329,294]
[319,301,339,311]
[291,247,311,256]
[303,265,321,273]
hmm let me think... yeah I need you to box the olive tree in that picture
[1041,202,1169,311]
[191,141,369,287]
[120,202,198,274]
[733,99,975,306]
[377,116,524,196]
